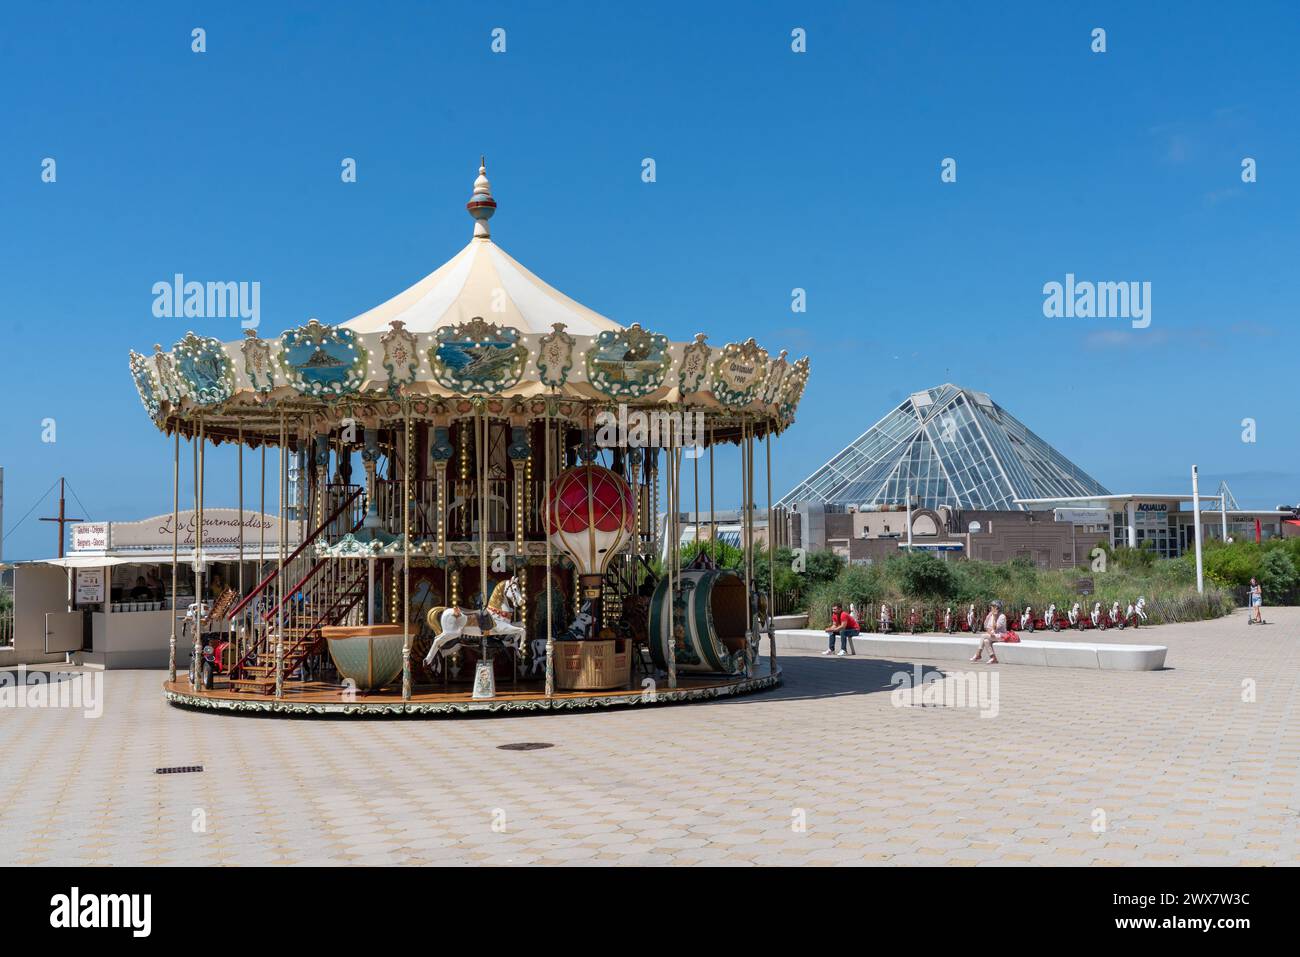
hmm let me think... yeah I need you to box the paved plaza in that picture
[2,607,1297,866]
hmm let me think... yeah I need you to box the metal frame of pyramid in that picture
[778,384,1110,511]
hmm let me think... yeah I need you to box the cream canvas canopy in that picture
[341,239,623,336]
[127,160,809,447]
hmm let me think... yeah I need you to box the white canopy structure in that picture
[128,159,810,449]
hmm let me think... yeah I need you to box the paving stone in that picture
[3,607,1298,865]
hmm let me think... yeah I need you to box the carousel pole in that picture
[544,400,556,697]
[192,417,206,688]
[693,430,699,557]
[275,414,286,699]
[189,424,198,686]
[168,427,179,683]
[665,425,677,690]
[236,424,244,681]
[709,427,716,565]
[766,422,777,675]
[748,421,759,681]
[402,402,412,701]
[258,440,266,664]
[476,406,490,684]
[259,443,266,578]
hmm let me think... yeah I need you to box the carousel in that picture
[132,160,809,715]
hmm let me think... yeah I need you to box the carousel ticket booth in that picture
[127,161,809,715]
[7,510,297,669]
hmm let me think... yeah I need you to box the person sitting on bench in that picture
[971,599,1008,664]
[823,602,859,656]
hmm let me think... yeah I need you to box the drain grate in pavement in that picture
[497,743,554,751]
[155,765,204,774]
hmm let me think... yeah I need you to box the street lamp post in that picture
[1191,465,1204,594]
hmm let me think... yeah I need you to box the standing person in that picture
[1249,577,1264,623]
[823,602,860,657]
[970,599,1008,664]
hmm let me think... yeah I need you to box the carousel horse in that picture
[423,604,466,671]
[485,576,527,648]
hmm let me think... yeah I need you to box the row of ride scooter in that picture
[859,598,1148,634]
[939,599,1147,633]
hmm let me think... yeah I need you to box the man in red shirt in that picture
[824,602,860,656]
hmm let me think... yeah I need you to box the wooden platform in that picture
[163,668,781,717]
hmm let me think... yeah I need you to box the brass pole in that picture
[767,423,776,675]
[666,429,677,690]
[275,414,286,699]
[236,425,243,680]
[709,428,715,565]
[402,403,412,701]
[544,403,555,697]
[168,427,179,683]
[193,417,206,688]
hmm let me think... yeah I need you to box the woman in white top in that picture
[970,599,1007,664]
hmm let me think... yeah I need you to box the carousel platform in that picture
[162,667,781,717]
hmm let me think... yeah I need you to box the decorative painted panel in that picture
[428,318,527,394]
[585,324,671,399]
[280,319,367,397]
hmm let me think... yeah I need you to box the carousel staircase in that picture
[228,564,369,694]
[227,485,367,694]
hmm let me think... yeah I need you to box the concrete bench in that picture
[776,629,1167,671]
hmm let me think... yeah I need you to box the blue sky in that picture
[1,1,1297,559]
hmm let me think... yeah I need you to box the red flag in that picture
[1255,518,1262,543]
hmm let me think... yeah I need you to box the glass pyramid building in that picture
[778,384,1110,511]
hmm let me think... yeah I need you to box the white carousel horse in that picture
[1068,602,1081,627]
[1090,602,1103,628]
[1134,596,1147,623]
[423,576,526,673]
[1109,600,1125,627]
[965,604,976,631]
[1045,602,1057,627]
[423,605,468,669]
[486,576,527,648]
[942,606,953,632]
[1020,605,1033,630]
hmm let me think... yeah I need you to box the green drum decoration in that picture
[323,625,406,691]
[649,569,749,675]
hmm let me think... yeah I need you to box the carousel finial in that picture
[467,156,496,240]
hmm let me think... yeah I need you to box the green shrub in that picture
[889,551,957,597]
[1259,548,1298,604]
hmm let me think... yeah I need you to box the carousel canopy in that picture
[341,165,622,336]
[127,159,809,444]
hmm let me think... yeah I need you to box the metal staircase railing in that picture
[227,484,364,686]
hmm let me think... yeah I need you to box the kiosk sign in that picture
[75,567,105,605]
[72,522,109,551]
